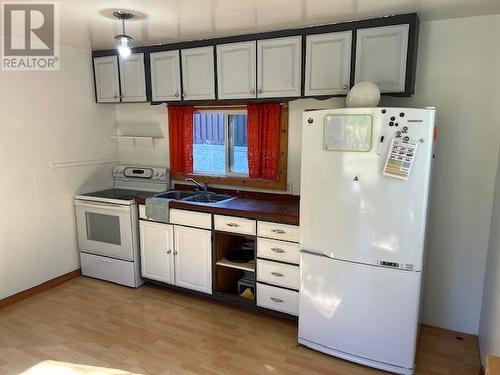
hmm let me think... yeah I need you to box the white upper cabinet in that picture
[305,31,352,96]
[355,24,409,93]
[93,56,120,103]
[216,41,257,100]
[119,53,147,102]
[174,225,212,294]
[150,50,182,102]
[140,221,174,284]
[181,46,215,100]
[257,36,302,98]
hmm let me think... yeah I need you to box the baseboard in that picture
[0,269,81,309]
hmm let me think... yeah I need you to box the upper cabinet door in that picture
[150,50,181,102]
[216,41,257,100]
[93,56,120,103]
[305,31,352,96]
[181,46,215,100]
[355,24,409,93]
[119,53,147,102]
[257,36,302,98]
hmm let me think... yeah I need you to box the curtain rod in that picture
[193,103,287,110]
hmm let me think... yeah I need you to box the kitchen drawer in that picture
[257,282,298,316]
[170,209,212,230]
[257,259,299,290]
[257,238,300,265]
[214,214,256,236]
[257,221,300,242]
[80,252,139,287]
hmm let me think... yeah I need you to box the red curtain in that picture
[168,105,194,174]
[247,103,281,180]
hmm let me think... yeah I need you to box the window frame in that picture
[171,104,288,191]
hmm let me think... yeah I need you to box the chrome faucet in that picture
[185,178,208,192]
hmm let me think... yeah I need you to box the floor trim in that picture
[0,269,81,309]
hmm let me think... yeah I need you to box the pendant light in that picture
[113,11,134,58]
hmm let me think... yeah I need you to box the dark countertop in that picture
[169,196,299,225]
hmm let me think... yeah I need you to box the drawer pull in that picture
[270,297,284,303]
[226,223,240,228]
[271,248,285,254]
[271,229,286,234]
[271,272,284,277]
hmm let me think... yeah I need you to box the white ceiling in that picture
[46,0,500,49]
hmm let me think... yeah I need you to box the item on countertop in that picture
[345,81,381,108]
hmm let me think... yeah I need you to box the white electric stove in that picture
[74,165,169,287]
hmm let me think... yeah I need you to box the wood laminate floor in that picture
[0,277,480,375]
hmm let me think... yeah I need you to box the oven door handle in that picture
[75,200,131,212]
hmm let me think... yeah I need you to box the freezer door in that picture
[300,107,435,270]
[299,252,421,370]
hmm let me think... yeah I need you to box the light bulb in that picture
[117,37,131,58]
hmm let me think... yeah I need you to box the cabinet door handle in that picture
[271,248,285,254]
[271,272,284,277]
[174,91,179,97]
[166,250,172,254]
[250,89,255,95]
[182,91,186,97]
[173,251,178,255]
[271,229,286,234]
[226,223,240,228]
[270,297,284,303]
[257,88,263,94]
[343,84,349,90]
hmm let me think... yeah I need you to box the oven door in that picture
[75,200,135,261]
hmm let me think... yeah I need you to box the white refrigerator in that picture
[298,107,435,374]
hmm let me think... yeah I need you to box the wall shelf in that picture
[111,135,163,148]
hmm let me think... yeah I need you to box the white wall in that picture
[382,15,500,334]
[0,45,118,300]
[115,103,169,167]
[479,147,500,363]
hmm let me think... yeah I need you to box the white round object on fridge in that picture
[345,81,381,108]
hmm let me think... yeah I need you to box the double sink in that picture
[153,190,234,204]
[145,190,234,224]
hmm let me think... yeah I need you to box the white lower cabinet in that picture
[174,225,212,294]
[140,221,174,284]
[140,220,212,294]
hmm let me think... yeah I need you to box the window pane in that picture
[193,112,226,175]
[229,114,249,175]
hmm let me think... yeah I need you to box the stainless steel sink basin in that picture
[182,192,233,204]
[154,190,197,200]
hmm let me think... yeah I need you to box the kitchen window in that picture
[169,104,288,190]
[193,109,249,176]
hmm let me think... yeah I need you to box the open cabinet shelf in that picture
[216,258,255,272]
[214,231,256,304]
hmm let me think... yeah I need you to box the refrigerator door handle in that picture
[300,249,334,259]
